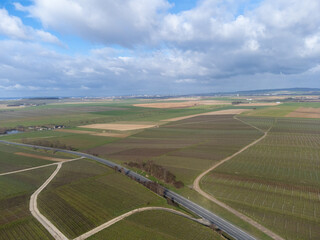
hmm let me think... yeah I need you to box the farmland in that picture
[2,98,319,240]
[87,210,223,240]
[201,116,320,240]
[0,100,228,129]
[242,102,320,117]
[38,159,168,239]
[0,144,69,173]
[0,166,56,240]
[91,114,262,186]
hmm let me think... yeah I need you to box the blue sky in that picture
[0,0,320,97]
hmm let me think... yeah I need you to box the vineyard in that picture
[0,166,56,240]
[92,115,262,186]
[0,144,58,173]
[88,210,223,240]
[202,116,320,240]
[38,159,166,239]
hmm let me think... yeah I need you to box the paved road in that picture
[0,140,257,240]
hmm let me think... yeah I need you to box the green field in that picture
[0,143,67,173]
[38,159,169,239]
[242,102,320,117]
[88,210,223,240]
[0,166,56,240]
[202,116,320,240]
[0,101,229,128]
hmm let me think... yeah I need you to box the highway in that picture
[0,140,257,240]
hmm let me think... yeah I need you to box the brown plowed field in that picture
[15,152,67,162]
[237,102,281,106]
[286,107,320,118]
[56,129,129,138]
[79,123,157,131]
[163,109,251,122]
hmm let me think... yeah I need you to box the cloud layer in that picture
[0,0,320,97]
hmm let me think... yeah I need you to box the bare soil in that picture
[237,102,281,106]
[79,123,157,131]
[286,107,320,118]
[15,152,68,162]
[163,109,251,122]
[0,104,25,109]
[56,129,129,138]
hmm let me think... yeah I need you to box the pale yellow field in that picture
[79,123,157,131]
[56,129,130,138]
[0,104,25,109]
[163,109,251,122]
[237,102,281,106]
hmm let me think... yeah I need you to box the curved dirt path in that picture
[1,157,83,176]
[74,207,210,240]
[30,163,68,240]
[193,117,284,240]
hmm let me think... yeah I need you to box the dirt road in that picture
[29,163,68,240]
[193,118,284,240]
[73,207,210,240]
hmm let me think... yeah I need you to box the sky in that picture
[0,0,320,97]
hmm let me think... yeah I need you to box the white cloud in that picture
[0,8,28,39]
[1,0,320,97]
[0,8,61,45]
[21,0,170,46]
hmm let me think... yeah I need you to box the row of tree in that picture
[126,161,184,188]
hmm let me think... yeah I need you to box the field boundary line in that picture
[73,207,210,240]
[193,117,284,240]
[233,115,265,133]
[0,157,84,176]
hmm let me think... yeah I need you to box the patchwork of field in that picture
[133,100,230,108]
[14,152,69,162]
[202,117,320,240]
[88,210,223,240]
[0,101,227,128]
[91,115,262,186]
[1,130,118,151]
[0,166,56,240]
[38,159,167,239]
[242,102,320,118]
[286,107,320,118]
[0,144,66,173]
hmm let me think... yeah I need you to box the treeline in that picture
[126,161,184,188]
[21,139,77,151]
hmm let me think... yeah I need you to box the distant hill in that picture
[233,88,320,96]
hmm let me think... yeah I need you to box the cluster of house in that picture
[27,125,65,131]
